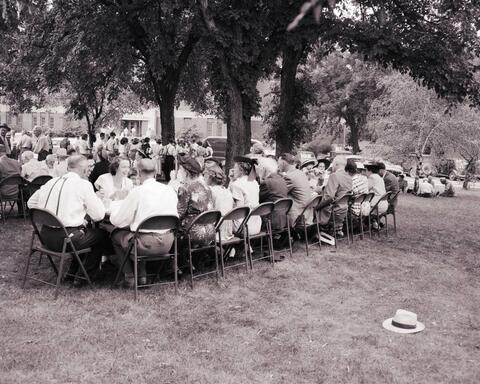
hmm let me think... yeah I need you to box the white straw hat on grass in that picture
[382,309,425,334]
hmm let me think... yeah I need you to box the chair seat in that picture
[248,231,269,239]
[136,253,174,261]
[32,246,91,257]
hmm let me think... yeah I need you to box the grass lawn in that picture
[1,191,480,383]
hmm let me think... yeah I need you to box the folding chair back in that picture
[296,195,322,226]
[0,174,25,187]
[388,190,400,207]
[135,215,180,234]
[333,192,352,207]
[349,193,367,207]
[273,198,293,215]
[364,192,375,204]
[216,206,250,232]
[249,202,274,218]
[187,210,222,229]
[370,192,392,212]
[30,175,52,186]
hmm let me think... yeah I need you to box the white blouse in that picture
[94,173,133,200]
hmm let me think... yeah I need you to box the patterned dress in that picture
[177,180,216,246]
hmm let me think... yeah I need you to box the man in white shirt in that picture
[109,159,178,287]
[17,130,33,155]
[161,139,177,182]
[28,155,108,285]
[418,178,435,197]
[21,151,50,181]
[105,132,118,155]
[76,134,90,156]
[53,148,69,177]
[32,126,50,161]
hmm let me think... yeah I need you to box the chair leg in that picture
[332,214,337,248]
[243,233,250,273]
[218,236,225,278]
[350,214,354,242]
[287,220,293,258]
[134,244,138,301]
[345,216,350,245]
[214,241,219,283]
[54,255,67,300]
[393,212,397,233]
[267,221,274,266]
[174,237,178,294]
[360,213,364,240]
[1,200,5,225]
[385,215,388,238]
[188,237,194,289]
[368,214,372,238]
[303,221,309,257]
[114,243,133,285]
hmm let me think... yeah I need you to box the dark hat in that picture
[0,123,11,131]
[179,156,202,175]
[364,161,380,172]
[233,156,258,166]
[316,157,331,169]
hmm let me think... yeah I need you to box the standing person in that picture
[204,141,213,159]
[27,155,108,285]
[278,153,312,225]
[46,131,54,154]
[0,144,21,199]
[195,140,206,169]
[32,126,50,161]
[162,139,177,182]
[0,124,12,156]
[398,174,408,193]
[53,148,69,177]
[151,138,163,176]
[105,132,118,155]
[88,146,110,186]
[59,133,71,152]
[76,134,90,156]
[141,137,152,156]
[109,159,178,287]
[17,130,33,156]
[118,137,129,157]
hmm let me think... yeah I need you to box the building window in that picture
[33,114,38,127]
[49,116,54,130]
[183,118,192,129]
[216,120,223,136]
[17,114,23,129]
[6,112,12,126]
[207,118,214,136]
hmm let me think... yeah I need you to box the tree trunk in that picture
[225,79,247,172]
[243,112,252,150]
[276,45,302,156]
[159,91,176,143]
[350,123,360,154]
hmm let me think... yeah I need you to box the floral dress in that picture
[177,180,216,246]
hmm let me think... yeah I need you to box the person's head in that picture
[377,162,386,176]
[233,156,257,180]
[110,158,130,178]
[136,158,156,184]
[67,155,89,178]
[179,156,202,180]
[331,156,347,173]
[440,177,447,185]
[144,137,150,143]
[100,132,105,140]
[81,133,88,141]
[427,175,433,182]
[399,174,405,180]
[110,132,116,138]
[45,155,56,168]
[0,144,7,157]
[120,137,128,145]
[256,157,279,182]
[0,124,9,136]
[21,151,34,163]
[128,149,137,161]
[345,159,357,176]
[365,163,379,176]
[156,138,162,145]
[250,142,265,155]
[33,126,42,137]
[317,162,326,172]
[278,153,296,172]
[132,137,139,145]
[205,164,226,186]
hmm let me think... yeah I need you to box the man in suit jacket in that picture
[278,153,312,225]
[378,162,399,209]
[0,144,21,198]
[318,157,353,235]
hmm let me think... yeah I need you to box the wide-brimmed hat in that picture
[0,123,11,131]
[300,159,317,169]
[56,148,69,159]
[179,156,202,175]
[382,309,425,334]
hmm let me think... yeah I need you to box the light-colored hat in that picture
[383,309,425,334]
[355,161,365,170]
[56,148,69,158]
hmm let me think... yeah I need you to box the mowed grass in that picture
[1,192,480,384]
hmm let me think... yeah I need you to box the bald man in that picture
[28,155,108,285]
[109,159,178,288]
[318,156,353,235]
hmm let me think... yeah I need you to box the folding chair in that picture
[368,192,392,238]
[348,193,367,241]
[22,208,93,299]
[114,215,180,300]
[215,206,250,277]
[386,190,400,233]
[185,210,222,289]
[246,202,275,269]
[25,175,52,198]
[271,198,294,259]
[0,174,27,223]
[294,195,322,257]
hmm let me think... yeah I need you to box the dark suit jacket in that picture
[260,174,289,229]
[0,155,21,197]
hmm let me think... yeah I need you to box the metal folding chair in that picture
[348,193,367,241]
[185,210,222,289]
[271,198,294,259]
[363,192,375,238]
[215,206,250,277]
[0,174,27,223]
[386,190,400,233]
[22,208,93,299]
[294,195,322,257]
[369,192,392,238]
[246,202,275,269]
[114,215,180,300]
[25,175,52,198]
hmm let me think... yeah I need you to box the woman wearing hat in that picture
[177,156,216,248]
[229,156,262,236]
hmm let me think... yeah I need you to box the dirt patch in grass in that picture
[1,191,480,383]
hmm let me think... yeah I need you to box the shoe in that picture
[336,230,345,238]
